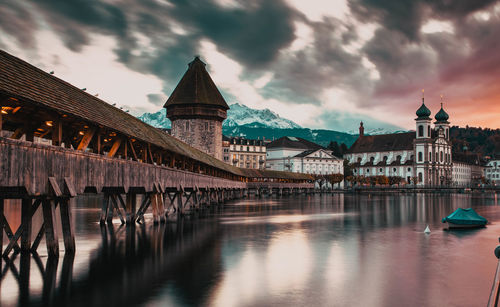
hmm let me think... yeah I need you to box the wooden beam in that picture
[123,138,128,159]
[96,132,101,154]
[0,113,2,133]
[25,125,34,142]
[107,138,122,158]
[51,120,62,146]
[128,140,138,161]
[76,127,96,151]
[11,127,24,139]
[148,144,154,164]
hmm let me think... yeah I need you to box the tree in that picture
[327,141,342,157]
[340,143,348,155]
[388,176,404,186]
[326,173,344,187]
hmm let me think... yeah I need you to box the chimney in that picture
[359,121,364,137]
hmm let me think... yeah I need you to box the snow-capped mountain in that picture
[225,103,301,129]
[137,103,301,130]
[137,108,170,128]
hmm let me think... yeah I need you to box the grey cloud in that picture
[0,1,38,48]
[147,93,165,106]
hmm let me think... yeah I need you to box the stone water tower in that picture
[164,56,229,160]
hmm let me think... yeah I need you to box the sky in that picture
[0,0,499,132]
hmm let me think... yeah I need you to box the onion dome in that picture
[435,104,449,122]
[416,102,431,119]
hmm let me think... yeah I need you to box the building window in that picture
[440,151,443,162]
[429,152,432,161]
[418,152,423,162]
[186,122,189,131]
[418,172,423,183]
[418,125,424,137]
[393,168,396,172]
[407,168,411,172]
[428,126,430,137]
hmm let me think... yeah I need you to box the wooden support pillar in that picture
[25,125,34,142]
[60,198,75,253]
[126,193,137,224]
[51,120,63,146]
[0,112,3,134]
[21,198,32,252]
[42,199,59,257]
[176,186,184,216]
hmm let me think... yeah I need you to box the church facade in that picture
[344,97,453,186]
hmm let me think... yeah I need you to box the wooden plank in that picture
[64,177,77,197]
[51,120,62,146]
[76,127,96,151]
[48,177,62,197]
[107,138,122,158]
[42,199,59,257]
[60,198,75,253]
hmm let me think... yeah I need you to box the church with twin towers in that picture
[344,93,453,186]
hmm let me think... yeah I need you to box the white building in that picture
[266,136,343,176]
[485,158,500,185]
[344,96,453,186]
[452,152,484,187]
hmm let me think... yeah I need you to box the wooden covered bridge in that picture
[0,50,314,256]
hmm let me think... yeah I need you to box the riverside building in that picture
[344,95,453,186]
[265,136,343,175]
[225,136,266,169]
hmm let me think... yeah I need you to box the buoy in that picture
[424,225,431,233]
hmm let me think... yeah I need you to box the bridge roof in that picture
[0,50,239,174]
[0,50,309,181]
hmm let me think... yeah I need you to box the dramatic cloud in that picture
[0,0,499,130]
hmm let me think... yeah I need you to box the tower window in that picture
[418,125,423,137]
[429,152,432,161]
[440,151,443,162]
[418,152,423,162]
[428,126,430,137]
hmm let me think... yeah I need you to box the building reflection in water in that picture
[1,192,499,306]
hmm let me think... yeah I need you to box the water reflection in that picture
[0,193,499,306]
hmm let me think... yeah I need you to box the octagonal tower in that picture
[164,56,229,160]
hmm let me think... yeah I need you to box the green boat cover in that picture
[441,208,488,225]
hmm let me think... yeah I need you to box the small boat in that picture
[442,208,487,229]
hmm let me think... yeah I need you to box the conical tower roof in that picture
[164,56,229,110]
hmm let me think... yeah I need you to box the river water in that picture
[1,193,500,307]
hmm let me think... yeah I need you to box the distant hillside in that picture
[450,126,500,157]
[223,126,358,147]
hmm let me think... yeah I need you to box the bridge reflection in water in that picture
[1,214,222,307]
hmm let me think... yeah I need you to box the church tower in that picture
[414,90,432,185]
[164,56,229,160]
